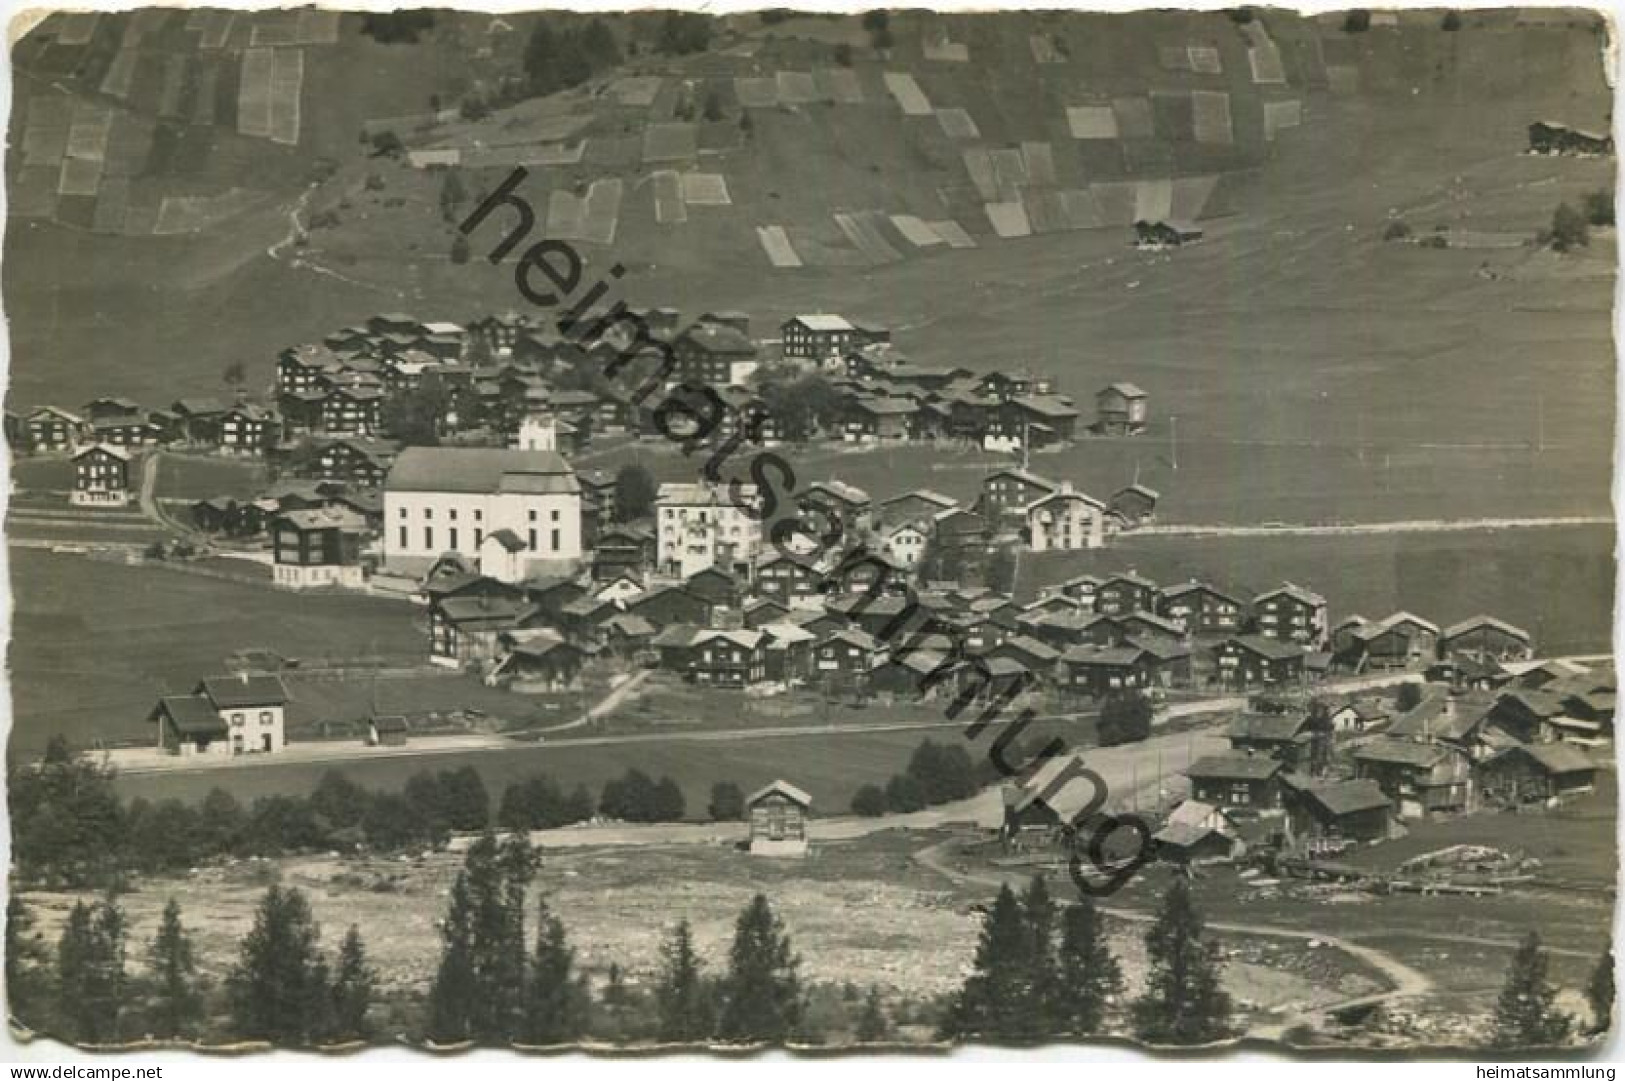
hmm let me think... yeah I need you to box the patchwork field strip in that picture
[1263,99,1303,139]
[776,71,819,105]
[1059,188,1104,230]
[1111,97,1155,140]
[100,49,139,100]
[642,122,696,164]
[103,117,155,178]
[12,167,59,219]
[785,227,867,268]
[250,11,300,47]
[652,171,686,224]
[679,173,731,206]
[294,9,342,46]
[458,143,585,167]
[22,96,72,166]
[611,76,662,107]
[129,9,171,40]
[1169,174,1220,221]
[1090,181,1137,225]
[883,73,932,116]
[268,48,304,145]
[927,219,976,249]
[53,12,100,45]
[1158,45,1191,72]
[1134,177,1174,222]
[158,55,189,120]
[66,103,113,162]
[581,179,623,245]
[1022,141,1057,187]
[936,108,980,139]
[92,177,131,234]
[408,148,461,168]
[237,48,275,138]
[1151,91,1195,142]
[921,35,969,62]
[756,225,803,268]
[152,189,265,235]
[889,215,944,247]
[984,200,1032,239]
[58,157,103,198]
[1189,46,1223,74]
[1191,90,1234,145]
[192,61,219,126]
[1243,23,1287,85]
[1025,190,1070,234]
[962,149,999,203]
[735,77,778,108]
[1029,34,1062,64]
[988,148,1028,201]
[834,211,903,264]
[815,67,864,104]
[1066,106,1119,139]
[546,190,587,240]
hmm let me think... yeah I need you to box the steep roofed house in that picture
[1108,483,1160,528]
[1046,573,1103,607]
[780,314,887,362]
[271,507,367,590]
[592,525,655,583]
[149,695,231,758]
[1095,382,1148,435]
[1252,583,1328,649]
[878,518,932,570]
[931,507,990,562]
[1095,571,1160,616]
[428,593,528,668]
[813,628,886,692]
[755,551,827,609]
[25,406,86,453]
[172,398,227,445]
[1478,743,1598,805]
[70,444,131,507]
[1439,615,1534,663]
[1135,635,1194,689]
[1213,635,1306,688]
[1159,580,1248,636]
[492,631,587,691]
[313,438,400,489]
[321,383,384,437]
[629,584,714,629]
[843,396,917,443]
[1021,483,1105,551]
[689,629,767,687]
[1353,738,1473,818]
[219,403,282,457]
[90,414,160,449]
[978,467,1057,524]
[797,480,873,538]
[988,395,1080,452]
[1338,612,1440,671]
[1282,778,1396,848]
[83,397,141,424]
[655,481,761,579]
[879,489,959,525]
[1388,690,1502,760]
[1227,711,1329,773]
[278,343,343,397]
[674,322,759,386]
[747,780,813,857]
[197,674,291,756]
[1059,645,1150,699]
[1186,755,1285,812]
[383,446,582,577]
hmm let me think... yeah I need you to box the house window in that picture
[424,527,434,549]
[424,507,433,519]
[399,526,407,549]
[551,509,560,522]
[551,529,560,552]
[232,713,245,727]
[529,509,538,522]
[449,509,458,521]
[474,528,484,547]
[474,510,483,522]
[529,529,537,551]
[450,528,459,550]
[398,507,407,519]
[260,711,272,724]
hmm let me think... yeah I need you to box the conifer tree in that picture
[854,985,891,1042]
[939,883,1035,1041]
[1492,931,1573,1048]
[1587,944,1615,1035]
[55,897,127,1044]
[146,899,203,1040]
[1132,880,1231,1045]
[1055,899,1122,1035]
[654,919,713,1042]
[1020,875,1059,1034]
[6,896,53,1031]
[427,832,535,1043]
[330,926,376,1042]
[521,899,583,1045]
[226,886,331,1045]
[716,894,802,1043]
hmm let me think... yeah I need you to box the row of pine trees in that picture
[6,837,1613,1048]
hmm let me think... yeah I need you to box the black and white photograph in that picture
[0,2,1618,1059]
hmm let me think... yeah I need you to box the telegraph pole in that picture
[1169,414,1179,471]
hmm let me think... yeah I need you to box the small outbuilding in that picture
[1477,742,1597,805]
[746,779,812,857]
[368,715,409,747]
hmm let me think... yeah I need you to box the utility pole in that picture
[1169,414,1179,471]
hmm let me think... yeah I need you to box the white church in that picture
[382,413,583,580]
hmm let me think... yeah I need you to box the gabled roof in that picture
[1352,611,1440,641]
[1389,692,1496,741]
[1012,394,1080,419]
[650,624,704,648]
[1227,712,1310,743]
[385,447,578,495]
[1060,645,1146,668]
[820,627,880,651]
[1099,382,1146,399]
[1299,778,1390,817]
[1161,579,1245,606]
[801,479,871,508]
[276,507,368,534]
[198,674,289,709]
[151,695,230,738]
[983,467,1057,492]
[1353,738,1451,769]
[747,779,813,807]
[1507,742,1596,775]
[601,612,656,638]
[483,528,527,553]
[1222,635,1305,662]
[72,443,130,462]
[1112,482,1160,501]
[1186,754,1282,782]
[693,628,764,651]
[785,313,856,332]
[1255,582,1326,608]
[1441,614,1532,643]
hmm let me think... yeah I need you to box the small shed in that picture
[368,715,409,747]
[746,779,812,857]
[1478,743,1597,805]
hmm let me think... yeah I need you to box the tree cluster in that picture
[941,876,1123,1041]
[522,17,622,98]
[497,772,596,830]
[851,739,980,815]
[655,12,712,56]
[598,768,687,822]
[360,11,436,44]
[1097,691,1153,747]
[753,366,846,442]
